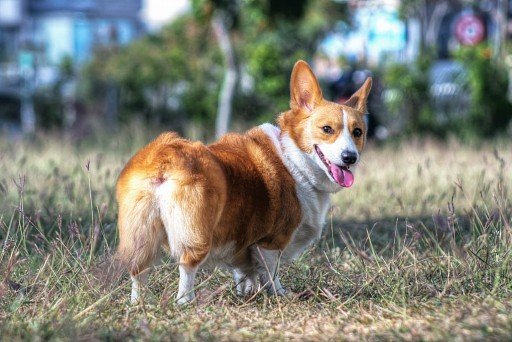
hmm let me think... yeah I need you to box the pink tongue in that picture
[329,164,354,187]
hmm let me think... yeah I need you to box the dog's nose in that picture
[341,151,357,165]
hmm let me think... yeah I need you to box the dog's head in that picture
[278,60,372,190]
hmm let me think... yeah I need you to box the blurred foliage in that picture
[240,0,346,120]
[383,44,512,139]
[83,15,222,128]
[382,53,435,135]
[33,86,62,129]
[397,0,425,20]
[33,56,77,129]
[454,44,512,138]
[82,0,347,132]
[76,1,512,139]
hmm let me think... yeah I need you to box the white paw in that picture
[236,277,256,296]
[130,295,141,305]
[176,292,195,305]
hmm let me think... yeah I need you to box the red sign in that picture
[455,13,485,46]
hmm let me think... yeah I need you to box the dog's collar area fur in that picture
[260,124,344,194]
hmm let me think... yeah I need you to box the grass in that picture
[1,128,511,340]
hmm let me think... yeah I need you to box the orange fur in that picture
[116,128,301,276]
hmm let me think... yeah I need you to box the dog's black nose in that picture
[341,151,357,165]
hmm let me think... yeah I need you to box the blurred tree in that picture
[383,54,435,135]
[83,15,223,132]
[455,44,512,138]
[383,44,512,139]
[241,0,347,122]
[399,0,427,51]
[83,0,347,137]
[192,0,240,138]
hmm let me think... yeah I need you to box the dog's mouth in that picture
[314,145,354,188]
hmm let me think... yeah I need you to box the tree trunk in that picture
[20,93,35,134]
[212,11,237,139]
[105,81,118,129]
[425,1,449,47]
[20,78,35,134]
[494,0,508,60]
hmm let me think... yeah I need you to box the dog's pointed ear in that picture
[345,77,372,114]
[290,60,323,112]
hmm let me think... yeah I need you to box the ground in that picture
[0,128,511,340]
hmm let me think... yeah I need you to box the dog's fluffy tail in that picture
[115,177,165,277]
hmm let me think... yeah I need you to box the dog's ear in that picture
[345,77,372,114]
[290,60,323,112]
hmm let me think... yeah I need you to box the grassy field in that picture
[1,128,511,340]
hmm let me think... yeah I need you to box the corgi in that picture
[116,60,372,304]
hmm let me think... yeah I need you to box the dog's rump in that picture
[115,132,228,273]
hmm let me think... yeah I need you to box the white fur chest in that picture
[294,181,331,229]
[259,124,334,259]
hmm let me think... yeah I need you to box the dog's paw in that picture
[267,285,287,297]
[236,277,257,296]
[176,293,195,305]
[268,287,297,299]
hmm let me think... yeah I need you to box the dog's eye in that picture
[353,128,362,137]
[322,126,334,134]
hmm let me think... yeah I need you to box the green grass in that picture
[1,129,512,340]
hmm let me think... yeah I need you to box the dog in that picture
[116,60,372,304]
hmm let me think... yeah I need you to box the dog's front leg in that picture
[254,246,286,296]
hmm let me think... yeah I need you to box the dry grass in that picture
[1,129,511,341]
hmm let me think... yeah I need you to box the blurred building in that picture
[315,0,512,139]
[0,0,143,80]
[318,0,407,68]
[141,0,190,32]
[318,0,511,67]
[0,0,143,132]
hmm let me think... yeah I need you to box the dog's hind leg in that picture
[157,180,222,305]
[130,269,149,303]
[175,249,210,304]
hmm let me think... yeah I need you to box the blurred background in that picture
[1,0,512,141]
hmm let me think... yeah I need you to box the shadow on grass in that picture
[321,213,474,255]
